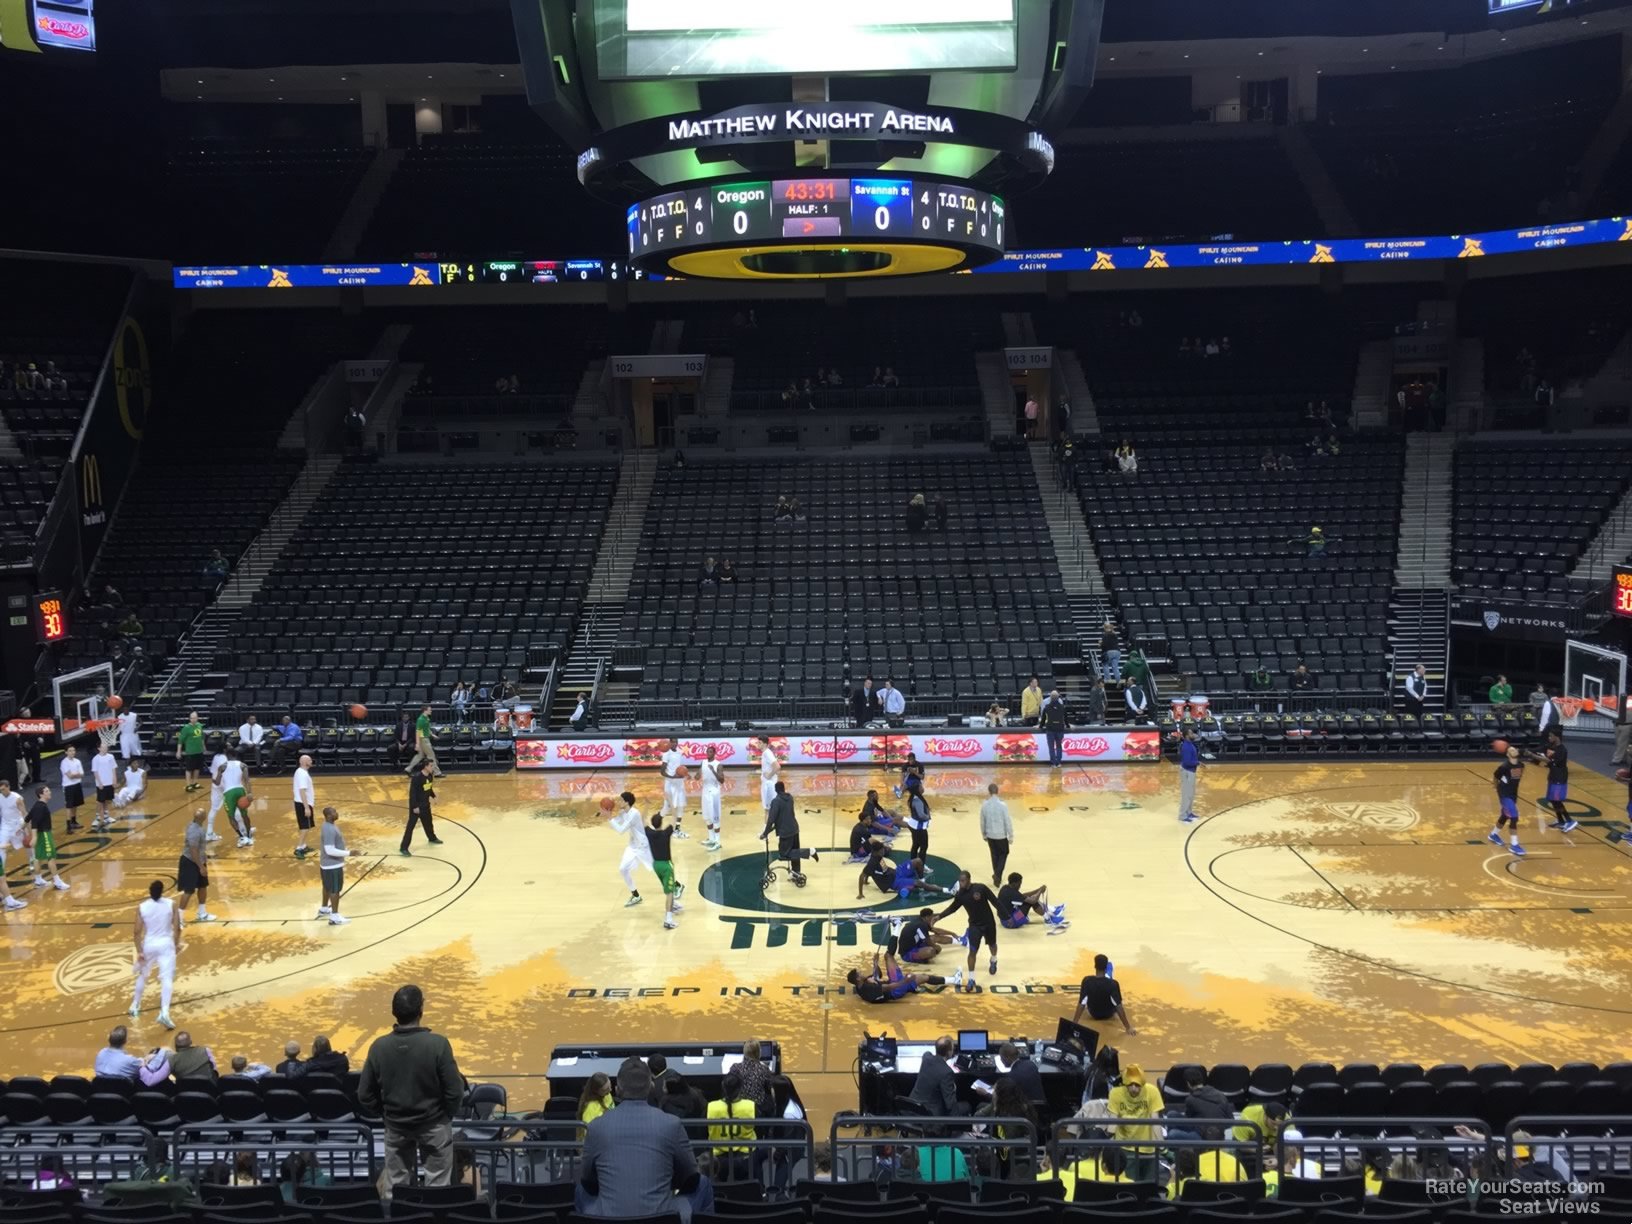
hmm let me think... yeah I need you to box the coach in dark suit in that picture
[996,1042,1045,1102]
[850,677,879,728]
[577,1060,713,1220]
[908,1035,969,1117]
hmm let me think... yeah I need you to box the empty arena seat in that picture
[1451,437,1632,599]
[207,457,615,730]
[622,451,1071,712]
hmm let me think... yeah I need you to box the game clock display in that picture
[1613,565,1632,619]
[627,175,1004,256]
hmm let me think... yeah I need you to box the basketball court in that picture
[3,758,1629,1129]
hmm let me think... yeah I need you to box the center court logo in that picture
[699,848,963,919]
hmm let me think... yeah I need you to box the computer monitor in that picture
[1055,1017,1099,1057]
[957,1029,989,1055]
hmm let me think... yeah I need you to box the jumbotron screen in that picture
[592,0,1018,79]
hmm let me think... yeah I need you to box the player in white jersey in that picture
[130,879,181,1029]
[117,709,142,761]
[758,736,780,815]
[0,779,29,910]
[700,746,724,851]
[659,739,689,838]
[292,755,316,859]
[611,790,653,908]
[218,751,252,847]
[115,759,147,808]
[206,749,229,842]
[90,742,119,831]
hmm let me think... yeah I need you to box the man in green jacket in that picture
[358,984,466,1187]
[1488,675,1513,705]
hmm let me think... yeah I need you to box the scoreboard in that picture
[627,175,1005,274]
[1614,564,1632,620]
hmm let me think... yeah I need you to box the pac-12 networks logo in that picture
[554,741,616,765]
[37,17,91,40]
[799,738,861,762]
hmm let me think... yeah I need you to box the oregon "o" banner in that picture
[76,273,164,569]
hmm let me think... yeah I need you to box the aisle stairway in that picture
[976,352,1017,440]
[1028,441,1113,686]
[218,454,345,609]
[1393,433,1454,588]
[548,452,656,727]
[1056,351,1101,437]
[1388,589,1450,713]
[548,602,624,729]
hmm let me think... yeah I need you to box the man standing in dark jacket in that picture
[1042,690,1069,768]
[400,761,442,857]
[359,984,465,1188]
[850,677,879,728]
[761,782,815,884]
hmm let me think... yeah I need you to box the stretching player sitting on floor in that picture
[996,872,1068,930]
[856,844,934,900]
[849,795,899,859]
[847,936,947,1003]
[897,908,957,963]
[860,791,900,835]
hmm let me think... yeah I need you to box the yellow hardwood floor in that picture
[3,759,1629,1131]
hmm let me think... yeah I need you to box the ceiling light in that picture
[1182,54,1189,60]
[1257,50,1264,56]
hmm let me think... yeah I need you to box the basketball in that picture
[107,695,124,711]
[349,703,368,720]
[676,764,690,779]
[599,797,617,814]
[1617,768,1631,783]
[236,794,251,810]
[1492,739,1509,754]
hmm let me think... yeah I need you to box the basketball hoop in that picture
[1554,697,1583,720]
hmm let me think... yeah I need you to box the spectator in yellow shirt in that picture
[577,1072,613,1124]
[1045,1145,1131,1197]
[1232,1101,1288,1178]
[1020,677,1044,726]
[1106,1065,1163,1182]
[706,1071,756,1181]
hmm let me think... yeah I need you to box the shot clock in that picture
[627,174,1005,278]
[32,591,68,644]
[1613,564,1632,620]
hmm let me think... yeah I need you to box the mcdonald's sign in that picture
[79,453,105,527]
